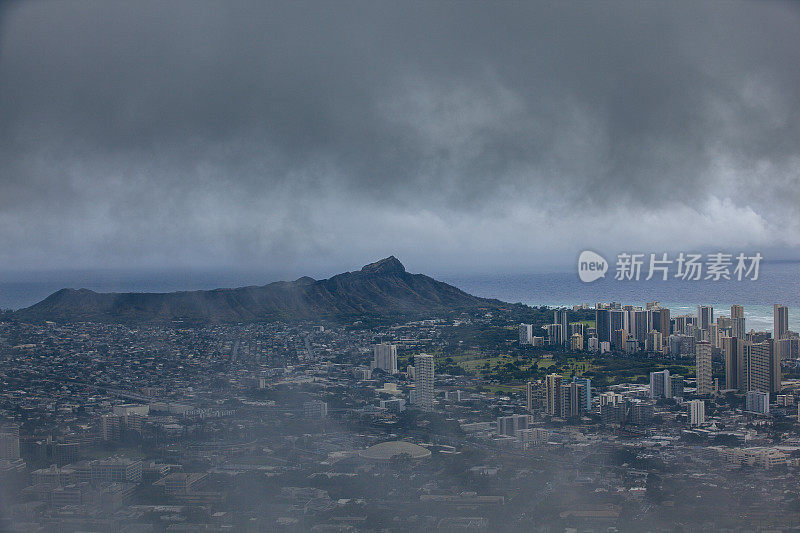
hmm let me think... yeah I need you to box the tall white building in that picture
[698,305,714,333]
[555,310,568,346]
[688,399,705,426]
[373,343,398,374]
[587,336,599,352]
[722,336,744,391]
[731,305,746,338]
[745,390,770,415]
[519,324,534,345]
[412,354,435,410]
[745,338,780,394]
[649,369,671,399]
[526,381,536,412]
[545,373,563,417]
[696,341,713,395]
[646,330,663,354]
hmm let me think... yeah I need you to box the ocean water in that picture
[1,261,798,332]
[0,270,278,312]
[441,260,800,332]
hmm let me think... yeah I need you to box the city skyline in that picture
[2,1,800,530]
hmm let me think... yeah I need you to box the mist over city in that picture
[2,2,800,532]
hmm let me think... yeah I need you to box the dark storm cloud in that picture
[0,1,799,272]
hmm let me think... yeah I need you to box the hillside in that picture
[14,257,507,324]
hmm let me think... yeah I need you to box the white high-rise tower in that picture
[373,343,398,374]
[412,354,435,410]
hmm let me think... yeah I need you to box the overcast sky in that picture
[1,0,799,277]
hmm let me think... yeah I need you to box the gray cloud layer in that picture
[1,1,799,274]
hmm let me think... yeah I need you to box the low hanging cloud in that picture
[0,0,798,275]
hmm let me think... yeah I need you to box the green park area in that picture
[403,349,694,389]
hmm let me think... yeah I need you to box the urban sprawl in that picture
[1,303,800,531]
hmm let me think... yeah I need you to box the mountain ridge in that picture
[14,257,508,324]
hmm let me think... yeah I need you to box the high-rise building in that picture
[545,324,562,346]
[745,339,780,394]
[649,370,671,399]
[670,375,685,398]
[561,381,587,418]
[609,310,625,348]
[698,306,714,333]
[621,306,633,338]
[646,330,663,353]
[570,333,583,351]
[526,380,545,412]
[519,324,533,345]
[656,307,671,338]
[599,391,623,407]
[674,315,691,335]
[634,309,649,346]
[412,354,435,409]
[573,377,592,411]
[612,329,626,352]
[688,399,705,426]
[555,309,569,347]
[731,316,746,339]
[745,390,770,415]
[748,331,772,344]
[497,414,529,436]
[731,304,744,319]
[595,308,611,345]
[651,308,662,335]
[722,336,745,391]
[696,341,713,395]
[569,322,585,337]
[669,333,696,357]
[600,399,626,425]
[526,381,534,412]
[625,335,637,353]
[587,336,598,351]
[776,334,800,361]
[710,323,720,348]
[99,414,122,442]
[628,401,654,426]
[774,304,789,340]
[373,343,398,374]
[545,373,563,417]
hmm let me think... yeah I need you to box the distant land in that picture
[13,257,517,324]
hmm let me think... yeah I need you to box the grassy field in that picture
[400,345,693,390]
[457,354,512,372]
